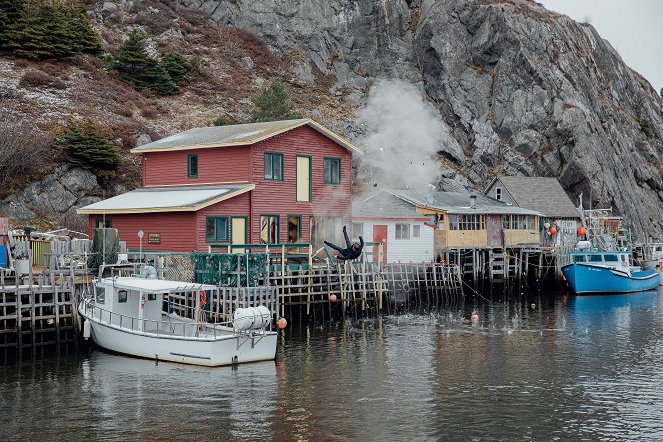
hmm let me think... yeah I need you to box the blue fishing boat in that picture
[562,250,659,294]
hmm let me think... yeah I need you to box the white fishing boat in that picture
[78,266,278,366]
[640,243,663,285]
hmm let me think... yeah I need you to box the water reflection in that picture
[1,287,663,440]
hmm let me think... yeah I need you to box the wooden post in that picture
[307,244,312,315]
[281,244,285,317]
[378,244,384,310]
[361,248,367,311]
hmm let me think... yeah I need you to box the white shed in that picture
[353,191,435,264]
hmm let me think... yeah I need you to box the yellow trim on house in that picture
[144,180,251,188]
[77,185,255,215]
[129,119,364,156]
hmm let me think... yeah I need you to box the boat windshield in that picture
[573,255,587,263]
[604,254,619,262]
[589,255,603,262]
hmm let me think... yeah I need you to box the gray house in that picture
[484,176,581,246]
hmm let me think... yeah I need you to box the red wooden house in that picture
[78,119,363,252]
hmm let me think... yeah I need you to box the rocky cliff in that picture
[2,0,662,239]
[179,0,663,238]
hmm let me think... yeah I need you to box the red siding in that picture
[195,191,251,251]
[88,212,197,253]
[142,146,251,187]
[93,124,355,252]
[250,125,353,242]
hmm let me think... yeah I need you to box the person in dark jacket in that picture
[324,226,364,261]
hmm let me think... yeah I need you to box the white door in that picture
[296,156,311,202]
[231,218,247,253]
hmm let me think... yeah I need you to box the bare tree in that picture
[0,98,54,196]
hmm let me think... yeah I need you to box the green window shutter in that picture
[188,154,198,178]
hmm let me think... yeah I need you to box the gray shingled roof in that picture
[492,176,580,218]
[353,191,426,219]
[78,184,254,214]
[131,118,363,155]
[393,190,541,215]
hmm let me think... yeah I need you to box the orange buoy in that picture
[277,317,287,329]
[329,294,337,302]
[577,226,586,236]
[471,312,479,321]
[549,226,557,235]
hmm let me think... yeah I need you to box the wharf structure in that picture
[355,189,562,285]
[0,230,464,359]
[484,176,582,247]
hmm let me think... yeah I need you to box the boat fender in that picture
[83,320,91,340]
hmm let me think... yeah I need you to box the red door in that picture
[486,215,503,247]
[373,225,388,264]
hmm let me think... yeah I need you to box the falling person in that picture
[325,226,364,261]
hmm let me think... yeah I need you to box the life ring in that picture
[199,290,207,308]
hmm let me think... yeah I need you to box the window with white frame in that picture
[495,187,503,201]
[395,224,410,239]
[413,225,421,238]
[449,214,485,230]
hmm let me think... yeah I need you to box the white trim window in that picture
[495,187,503,201]
[413,225,421,238]
[395,224,410,239]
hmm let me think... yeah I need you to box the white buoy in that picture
[83,320,91,340]
[233,306,271,331]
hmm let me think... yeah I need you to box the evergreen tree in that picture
[4,0,102,59]
[57,118,121,171]
[160,51,191,83]
[250,78,301,122]
[112,31,178,95]
[0,0,24,47]
[61,2,103,56]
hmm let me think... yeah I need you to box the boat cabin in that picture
[92,276,217,335]
[570,251,632,269]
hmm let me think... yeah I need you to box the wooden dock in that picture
[0,253,81,360]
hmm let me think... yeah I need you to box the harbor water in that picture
[2,287,663,440]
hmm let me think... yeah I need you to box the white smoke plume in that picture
[356,79,450,193]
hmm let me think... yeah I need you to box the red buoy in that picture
[277,317,287,329]
[578,226,586,236]
[329,294,337,302]
[471,313,479,321]
[549,226,557,235]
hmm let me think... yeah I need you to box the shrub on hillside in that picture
[0,98,53,197]
[160,51,192,83]
[111,31,191,96]
[1,0,103,60]
[57,118,121,171]
[250,78,302,122]
[212,115,234,126]
[19,69,66,89]
[636,117,653,138]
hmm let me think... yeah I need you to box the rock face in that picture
[180,0,663,239]
[0,165,100,225]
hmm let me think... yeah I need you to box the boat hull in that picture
[81,312,278,367]
[642,259,663,286]
[562,263,660,294]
